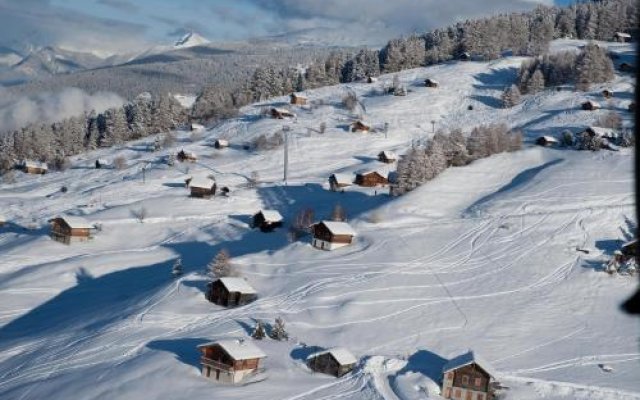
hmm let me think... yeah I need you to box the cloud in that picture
[96,0,139,13]
[0,0,150,55]
[0,87,124,132]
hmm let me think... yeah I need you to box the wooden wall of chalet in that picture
[450,364,491,394]
[50,219,91,244]
[201,345,261,371]
[290,95,307,105]
[190,185,216,198]
[355,173,388,187]
[23,166,47,175]
[206,280,256,307]
[307,353,353,377]
[313,223,353,245]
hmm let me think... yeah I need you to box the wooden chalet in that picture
[366,76,379,83]
[355,170,388,187]
[424,78,439,88]
[190,123,205,132]
[329,173,353,192]
[614,32,632,42]
[189,177,217,198]
[306,348,358,377]
[378,151,397,164]
[198,339,266,384]
[214,139,229,149]
[20,160,48,175]
[350,121,371,133]
[252,210,284,232]
[271,108,296,119]
[622,239,637,258]
[602,89,614,99]
[95,159,111,169]
[50,216,95,244]
[581,100,601,111]
[206,277,258,307]
[290,93,308,106]
[460,52,471,61]
[442,351,496,400]
[311,221,356,251]
[177,149,197,162]
[535,136,559,147]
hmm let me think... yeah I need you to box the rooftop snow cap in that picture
[307,347,358,365]
[443,350,497,378]
[218,277,257,294]
[189,177,215,189]
[56,215,94,229]
[258,210,283,223]
[318,221,357,236]
[198,339,266,360]
[330,173,353,185]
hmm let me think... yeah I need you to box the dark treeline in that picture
[0,93,188,171]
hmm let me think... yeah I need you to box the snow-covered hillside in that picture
[0,40,637,400]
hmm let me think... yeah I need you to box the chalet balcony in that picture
[201,357,234,371]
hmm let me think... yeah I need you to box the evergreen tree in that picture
[269,317,289,341]
[251,320,266,340]
[501,85,521,108]
[208,249,232,278]
[172,258,183,277]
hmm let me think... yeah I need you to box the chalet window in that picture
[462,375,469,385]
[474,377,482,387]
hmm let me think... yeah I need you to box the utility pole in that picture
[283,126,290,185]
[431,120,436,133]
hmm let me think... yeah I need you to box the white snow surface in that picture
[0,39,638,400]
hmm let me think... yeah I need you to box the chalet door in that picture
[233,292,241,306]
[466,391,472,400]
[215,369,220,380]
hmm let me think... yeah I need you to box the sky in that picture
[0,0,573,56]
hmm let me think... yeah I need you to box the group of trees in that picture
[392,124,522,195]
[0,93,188,172]
[517,42,615,95]
[251,317,289,341]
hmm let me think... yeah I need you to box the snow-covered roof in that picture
[539,135,559,143]
[257,210,283,223]
[425,78,439,83]
[219,277,257,294]
[379,151,397,160]
[443,351,497,378]
[189,177,215,189]
[319,221,356,236]
[330,173,353,185]
[272,107,295,115]
[198,339,266,360]
[357,169,386,177]
[352,120,370,127]
[191,123,205,130]
[291,93,308,99]
[180,150,197,158]
[97,159,110,165]
[215,139,229,146]
[57,216,94,229]
[307,347,358,366]
[587,126,617,138]
[615,32,632,38]
[583,100,600,107]
[623,239,637,248]
[23,160,48,170]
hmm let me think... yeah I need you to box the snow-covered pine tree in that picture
[526,68,546,93]
[501,85,521,108]
[331,203,346,222]
[208,249,232,278]
[251,321,266,340]
[270,317,288,341]
[172,258,183,277]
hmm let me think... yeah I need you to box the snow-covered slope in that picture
[0,41,637,400]
[174,32,210,49]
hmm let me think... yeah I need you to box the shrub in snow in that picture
[270,317,289,341]
[131,207,148,223]
[331,203,346,222]
[561,130,575,147]
[114,156,127,170]
[342,90,359,112]
[597,112,622,130]
[319,122,327,134]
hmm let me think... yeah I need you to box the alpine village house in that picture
[442,351,497,400]
[50,216,95,244]
[189,177,217,198]
[311,221,356,251]
[206,277,258,307]
[198,339,266,384]
[355,170,389,187]
[351,120,371,133]
[329,173,353,192]
[378,151,397,164]
[306,348,358,377]
[290,93,308,105]
[252,210,284,232]
[20,160,48,175]
[177,149,197,162]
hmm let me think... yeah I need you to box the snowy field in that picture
[0,40,637,400]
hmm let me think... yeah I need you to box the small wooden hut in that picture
[177,149,197,162]
[622,239,637,258]
[350,121,371,133]
[50,216,95,244]
[20,160,48,175]
[581,100,601,111]
[198,339,266,384]
[329,173,353,192]
[602,89,614,99]
[252,210,283,232]
[442,351,496,400]
[306,348,358,377]
[271,108,295,119]
[190,123,205,132]
[535,136,559,147]
[355,171,388,187]
[214,139,229,149]
[614,32,632,42]
[206,278,257,307]
[189,177,217,198]
[366,76,379,83]
[290,93,308,106]
[311,221,356,251]
[424,78,439,88]
[378,151,397,164]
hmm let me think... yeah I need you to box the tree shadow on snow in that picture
[147,337,210,369]
[595,239,625,256]
[469,95,501,109]
[581,259,606,272]
[290,344,325,362]
[472,68,518,90]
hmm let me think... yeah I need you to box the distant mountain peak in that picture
[174,32,210,49]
